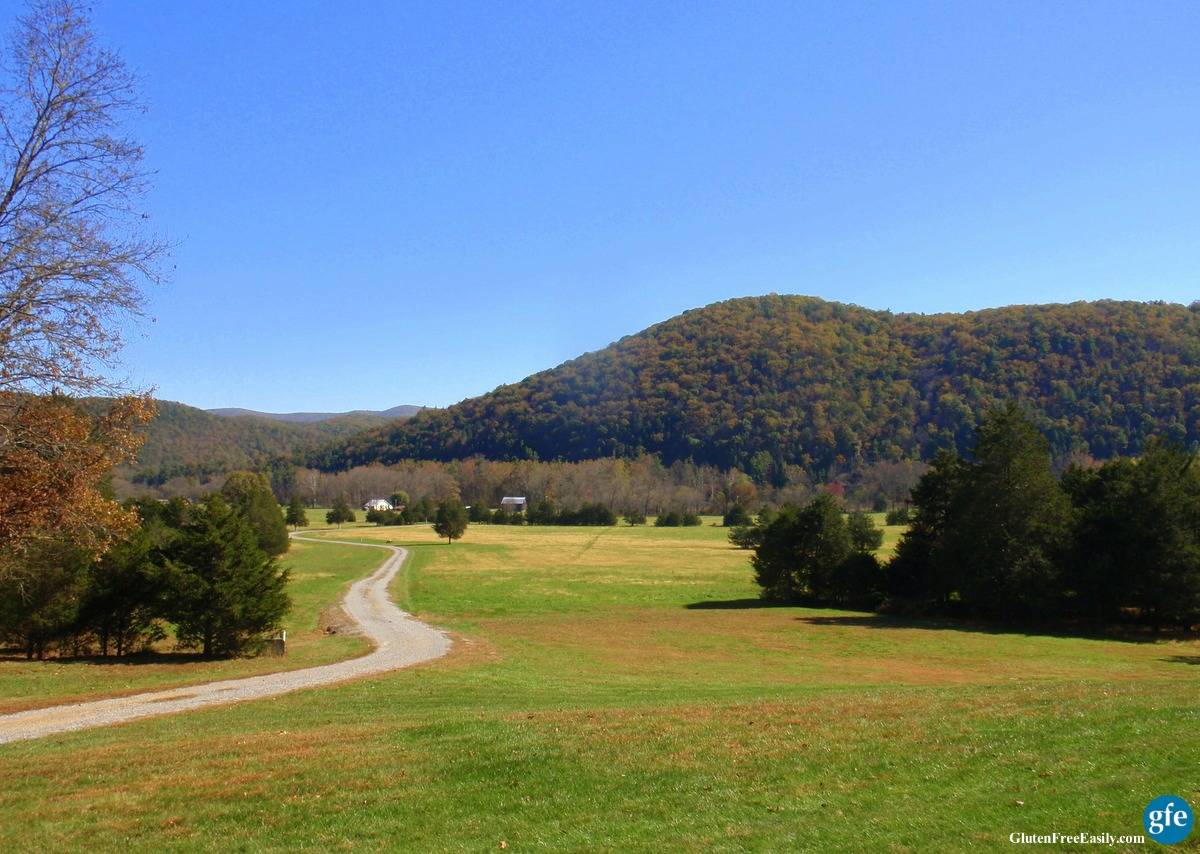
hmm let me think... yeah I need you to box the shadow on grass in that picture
[685,598,791,610]
[796,614,1200,644]
[683,601,1197,644]
[0,649,235,666]
[1162,654,1200,666]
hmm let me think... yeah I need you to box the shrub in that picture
[723,504,752,527]
[366,508,402,526]
[556,503,616,526]
[884,506,911,525]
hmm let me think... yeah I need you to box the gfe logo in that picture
[1143,795,1194,845]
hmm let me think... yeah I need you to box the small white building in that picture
[500,496,527,514]
[363,498,393,512]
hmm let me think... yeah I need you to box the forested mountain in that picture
[309,296,1200,478]
[93,401,402,487]
[207,404,423,423]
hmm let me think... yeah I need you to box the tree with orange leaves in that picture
[0,393,154,580]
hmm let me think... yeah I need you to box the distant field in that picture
[289,505,375,530]
[1,522,1196,851]
[0,538,377,712]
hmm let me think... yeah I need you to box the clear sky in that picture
[24,0,1199,411]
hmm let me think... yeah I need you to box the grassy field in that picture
[0,536,378,712]
[1,521,1197,851]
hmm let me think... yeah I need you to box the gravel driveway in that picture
[0,534,450,745]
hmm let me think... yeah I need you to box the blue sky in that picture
[33,1,1200,410]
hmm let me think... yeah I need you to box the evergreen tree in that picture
[80,524,166,657]
[526,500,556,525]
[728,523,764,550]
[166,495,290,657]
[409,496,436,522]
[432,500,468,544]
[826,551,884,609]
[1065,442,1200,627]
[0,540,91,659]
[326,496,356,527]
[846,511,883,554]
[752,495,851,602]
[221,471,289,556]
[942,404,1074,619]
[285,495,309,528]
[888,450,967,603]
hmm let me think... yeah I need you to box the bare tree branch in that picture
[0,0,165,396]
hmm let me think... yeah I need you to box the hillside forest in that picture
[311,297,1200,479]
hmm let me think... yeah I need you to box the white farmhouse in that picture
[363,498,393,512]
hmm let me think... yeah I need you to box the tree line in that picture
[119,455,929,525]
[742,404,1200,629]
[0,473,291,659]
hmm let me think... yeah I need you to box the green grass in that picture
[289,506,376,530]
[0,537,379,712]
[1,522,1197,852]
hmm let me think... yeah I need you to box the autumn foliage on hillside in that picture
[312,296,1200,477]
[0,394,154,575]
[109,400,395,487]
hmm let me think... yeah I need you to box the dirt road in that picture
[0,535,450,745]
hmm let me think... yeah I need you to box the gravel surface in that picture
[0,534,450,745]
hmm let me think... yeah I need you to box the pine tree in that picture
[942,404,1074,619]
[80,524,166,657]
[846,511,883,554]
[221,471,289,556]
[285,495,309,529]
[888,450,967,603]
[1065,441,1200,627]
[326,496,356,527]
[166,495,290,657]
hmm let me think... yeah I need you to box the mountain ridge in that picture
[207,404,423,424]
[307,295,1200,477]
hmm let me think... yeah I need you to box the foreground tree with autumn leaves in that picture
[0,4,290,658]
[0,393,154,579]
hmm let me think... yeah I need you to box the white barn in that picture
[363,498,393,512]
[500,496,527,513]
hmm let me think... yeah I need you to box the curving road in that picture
[0,534,450,745]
